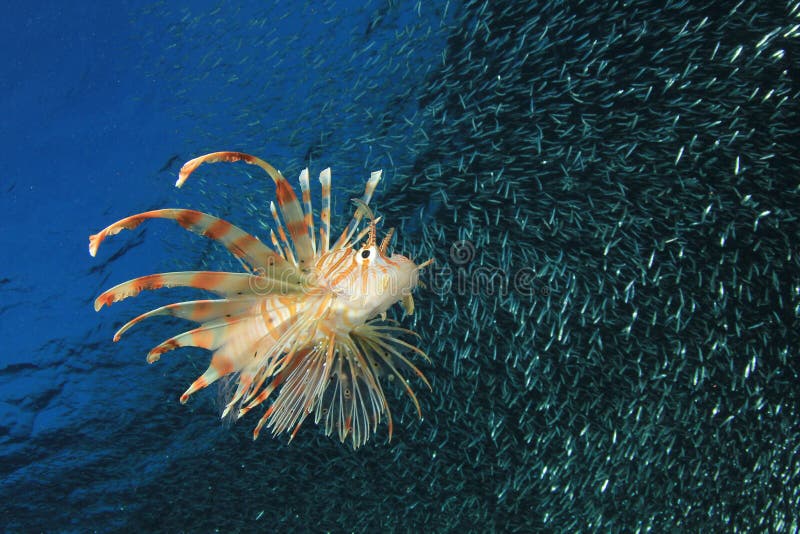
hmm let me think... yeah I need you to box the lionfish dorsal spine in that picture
[269,200,297,266]
[319,167,332,255]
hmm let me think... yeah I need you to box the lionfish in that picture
[89,151,432,448]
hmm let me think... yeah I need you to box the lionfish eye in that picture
[361,249,371,259]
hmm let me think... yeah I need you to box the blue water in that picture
[2,1,799,531]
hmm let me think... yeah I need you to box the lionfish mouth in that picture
[90,151,432,449]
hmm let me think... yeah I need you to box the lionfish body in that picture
[90,152,431,448]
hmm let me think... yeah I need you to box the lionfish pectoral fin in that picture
[88,209,296,278]
[180,316,281,405]
[401,294,415,316]
[146,315,255,363]
[253,339,328,442]
[180,352,235,404]
[113,298,254,342]
[221,371,253,418]
[94,271,287,311]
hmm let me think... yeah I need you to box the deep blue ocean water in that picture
[2,1,799,532]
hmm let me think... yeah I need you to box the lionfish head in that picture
[322,201,422,322]
[351,238,420,319]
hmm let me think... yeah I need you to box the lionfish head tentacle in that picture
[379,228,395,255]
[331,170,382,250]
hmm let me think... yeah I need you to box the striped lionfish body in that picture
[90,151,432,448]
